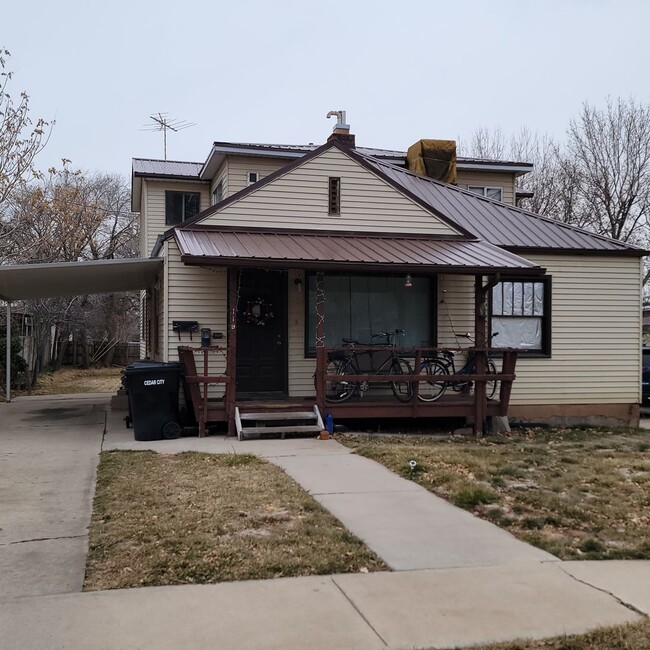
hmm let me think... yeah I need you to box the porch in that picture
[169,227,544,437]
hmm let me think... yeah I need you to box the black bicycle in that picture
[417,333,498,402]
[325,330,413,403]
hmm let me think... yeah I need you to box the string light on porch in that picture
[315,274,326,349]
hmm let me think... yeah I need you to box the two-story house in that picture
[131,118,644,437]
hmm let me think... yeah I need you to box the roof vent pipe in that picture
[326,110,355,148]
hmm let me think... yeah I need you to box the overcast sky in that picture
[4,0,649,177]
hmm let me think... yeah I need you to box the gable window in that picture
[247,171,259,186]
[165,191,201,225]
[305,274,434,356]
[212,181,223,205]
[328,177,341,215]
[490,278,551,356]
[468,186,503,202]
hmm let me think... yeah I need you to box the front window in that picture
[490,279,551,355]
[468,186,503,202]
[247,171,259,186]
[306,274,433,355]
[165,191,201,225]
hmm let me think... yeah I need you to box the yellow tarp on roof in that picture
[407,139,457,184]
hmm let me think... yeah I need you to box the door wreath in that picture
[244,297,274,326]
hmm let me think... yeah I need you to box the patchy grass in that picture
[26,367,123,396]
[84,451,386,590]
[339,427,650,560]
[457,618,650,649]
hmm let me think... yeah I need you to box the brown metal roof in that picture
[358,153,643,254]
[174,229,542,275]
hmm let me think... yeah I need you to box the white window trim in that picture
[212,180,224,205]
[247,171,260,186]
[467,186,503,201]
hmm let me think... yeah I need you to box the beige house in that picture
[131,124,644,436]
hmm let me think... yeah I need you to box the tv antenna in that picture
[141,113,196,160]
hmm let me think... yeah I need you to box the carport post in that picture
[5,301,10,403]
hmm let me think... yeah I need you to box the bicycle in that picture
[417,333,498,402]
[324,329,413,403]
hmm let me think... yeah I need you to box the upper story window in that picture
[490,279,551,356]
[247,171,260,186]
[212,181,223,205]
[468,186,503,202]
[165,191,201,226]
[328,177,341,215]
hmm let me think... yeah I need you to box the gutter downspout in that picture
[5,301,10,402]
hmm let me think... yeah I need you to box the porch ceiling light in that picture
[404,274,413,288]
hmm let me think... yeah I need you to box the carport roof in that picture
[0,258,162,301]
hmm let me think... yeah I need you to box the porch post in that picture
[474,275,487,435]
[315,272,326,414]
[226,267,239,436]
[5,301,10,403]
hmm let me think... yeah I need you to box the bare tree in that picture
[4,167,139,376]
[0,48,51,218]
[567,98,650,246]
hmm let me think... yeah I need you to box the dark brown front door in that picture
[235,269,288,398]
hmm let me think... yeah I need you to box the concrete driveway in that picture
[0,394,107,599]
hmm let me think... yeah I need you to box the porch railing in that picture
[177,346,234,437]
[315,345,518,435]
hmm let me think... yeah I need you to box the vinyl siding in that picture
[143,180,210,255]
[226,156,290,196]
[165,239,228,398]
[456,170,516,205]
[437,254,642,405]
[288,269,315,396]
[198,148,461,235]
[210,159,229,203]
[160,247,641,405]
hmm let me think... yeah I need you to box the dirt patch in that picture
[84,451,386,590]
[29,367,123,395]
[339,427,650,561]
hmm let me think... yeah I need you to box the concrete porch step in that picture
[235,405,325,441]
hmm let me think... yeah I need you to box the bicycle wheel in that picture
[486,358,498,400]
[324,358,356,403]
[389,357,413,402]
[417,360,448,402]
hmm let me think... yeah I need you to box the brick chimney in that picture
[326,110,355,148]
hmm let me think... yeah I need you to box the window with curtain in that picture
[491,279,551,355]
[306,274,433,355]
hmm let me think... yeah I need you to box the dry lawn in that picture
[457,618,650,650]
[85,450,386,590]
[28,367,123,395]
[340,427,650,560]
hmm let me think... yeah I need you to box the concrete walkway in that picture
[105,410,555,570]
[0,394,107,599]
[1,395,648,649]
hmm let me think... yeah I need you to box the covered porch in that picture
[172,228,545,437]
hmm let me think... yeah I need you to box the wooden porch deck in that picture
[177,346,517,437]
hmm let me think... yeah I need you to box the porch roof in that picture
[174,228,543,275]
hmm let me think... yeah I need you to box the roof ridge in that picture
[360,155,641,252]
[132,157,203,165]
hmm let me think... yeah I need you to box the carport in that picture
[0,257,162,401]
